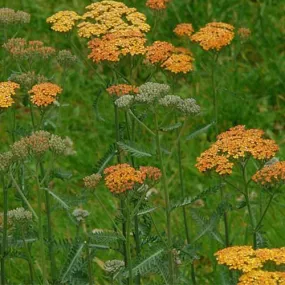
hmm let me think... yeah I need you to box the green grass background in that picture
[1,0,285,284]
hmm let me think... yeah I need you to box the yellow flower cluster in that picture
[104,164,161,194]
[196,125,279,175]
[106,84,139,97]
[0,81,20,108]
[252,161,285,186]
[215,246,285,285]
[46,11,81,32]
[146,0,170,10]
[191,22,234,51]
[28,83,62,107]
[47,1,150,39]
[174,23,194,37]
[88,29,147,63]
[146,41,194,74]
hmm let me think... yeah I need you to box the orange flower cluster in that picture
[238,270,285,285]
[3,38,56,60]
[216,246,285,285]
[104,164,144,194]
[104,164,161,194]
[0,81,20,108]
[46,11,81,32]
[28,83,62,107]
[139,166,162,181]
[191,22,234,51]
[88,29,147,63]
[238,28,251,40]
[146,41,194,74]
[196,125,279,175]
[146,0,170,10]
[106,84,139,97]
[252,161,285,186]
[174,23,194,37]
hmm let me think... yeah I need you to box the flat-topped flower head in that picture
[0,81,20,108]
[72,208,90,221]
[0,152,13,173]
[56,50,78,68]
[0,8,30,25]
[9,72,47,90]
[107,84,139,97]
[238,270,285,285]
[115,95,134,109]
[215,246,263,272]
[174,23,194,38]
[146,0,170,10]
[104,163,144,194]
[47,11,81,32]
[252,161,285,187]
[83,173,102,189]
[88,29,147,63]
[191,22,234,51]
[139,166,161,181]
[7,207,33,224]
[238,28,251,40]
[196,125,279,175]
[29,83,62,107]
[146,41,194,74]
[255,248,285,265]
[3,38,56,61]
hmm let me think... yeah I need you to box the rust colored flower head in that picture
[139,166,162,181]
[47,11,81,32]
[0,81,20,108]
[84,173,102,189]
[104,163,144,194]
[76,1,150,38]
[196,125,279,175]
[146,0,170,10]
[88,29,147,63]
[146,41,194,74]
[26,131,51,155]
[3,38,56,60]
[238,28,251,40]
[191,22,234,51]
[29,83,62,107]
[252,161,285,186]
[215,246,263,272]
[174,23,194,38]
[238,270,285,285]
[106,84,139,97]
[255,248,285,265]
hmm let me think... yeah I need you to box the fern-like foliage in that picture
[117,141,152,158]
[160,122,182,132]
[93,143,116,174]
[171,184,223,211]
[90,229,125,245]
[93,89,105,122]
[186,122,214,141]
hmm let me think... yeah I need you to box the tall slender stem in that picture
[126,195,133,285]
[154,112,174,284]
[211,52,219,134]
[1,175,8,285]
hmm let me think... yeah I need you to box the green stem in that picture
[1,176,7,285]
[154,112,174,284]
[40,163,57,281]
[126,195,133,285]
[211,52,219,135]
[128,110,155,137]
[29,103,36,131]
[221,185,230,247]
[35,163,48,284]
[241,164,256,249]
[86,239,94,285]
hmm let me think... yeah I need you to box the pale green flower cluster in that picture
[72,208,90,221]
[0,8,30,25]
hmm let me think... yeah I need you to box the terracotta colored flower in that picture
[146,41,194,74]
[46,11,81,32]
[29,83,62,107]
[88,29,147,63]
[139,166,162,181]
[146,0,170,10]
[196,126,279,175]
[252,161,285,186]
[238,270,285,285]
[0,81,20,108]
[215,246,263,272]
[104,164,144,194]
[238,28,251,40]
[255,248,285,265]
[174,23,194,37]
[106,84,139,97]
[191,22,234,51]
[84,173,102,189]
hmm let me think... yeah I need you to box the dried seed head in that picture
[83,173,102,189]
[72,208,90,221]
[9,71,47,90]
[49,134,67,155]
[56,50,78,68]
[0,152,13,172]
[26,131,51,155]
[11,139,29,160]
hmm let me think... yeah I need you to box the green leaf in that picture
[186,122,214,141]
[117,141,152,158]
[91,229,125,244]
[171,184,222,211]
[160,122,182,132]
[94,144,116,174]
[43,188,69,209]
[137,207,157,216]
